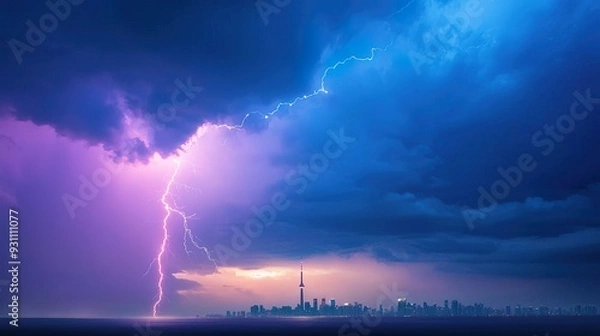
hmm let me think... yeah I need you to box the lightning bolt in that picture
[219,41,394,131]
[151,160,178,317]
[220,0,421,130]
[151,159,217,317]
[149,1,424,317]
[149,41,394,316]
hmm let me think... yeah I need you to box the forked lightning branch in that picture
[7,208,20,327]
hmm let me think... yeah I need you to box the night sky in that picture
[1,0,600,317]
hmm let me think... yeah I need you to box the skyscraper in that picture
[451,300,458,316]
[299,260,305,311]
[397,298,407,316]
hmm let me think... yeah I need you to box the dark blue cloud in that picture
[2,0,600,299]
[198,0,600,287]
[1,0,410,157]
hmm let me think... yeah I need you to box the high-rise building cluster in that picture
[217,262,599,318]
[221,300,599,318]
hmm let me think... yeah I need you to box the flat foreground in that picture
[1,316,599,336]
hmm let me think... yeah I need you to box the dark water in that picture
[1,316,599,335]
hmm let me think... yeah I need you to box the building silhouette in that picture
[299,260,305,311]
[219,260,600,318]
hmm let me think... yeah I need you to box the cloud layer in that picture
[0,0,599,316]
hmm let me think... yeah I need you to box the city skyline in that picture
[1,0,600,321]
[217,261,600,318]
[224,299,600,318]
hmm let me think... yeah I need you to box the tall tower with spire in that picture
[299,259,305,311]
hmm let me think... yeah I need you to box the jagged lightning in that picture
[220,41,395,131]
[151,159,178,317]
[150,20,400,319]
[150,40,395,315]
[149,39,395,315]
[218,0,420,131]
[151,159,217,317]
[149,0,496,317]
